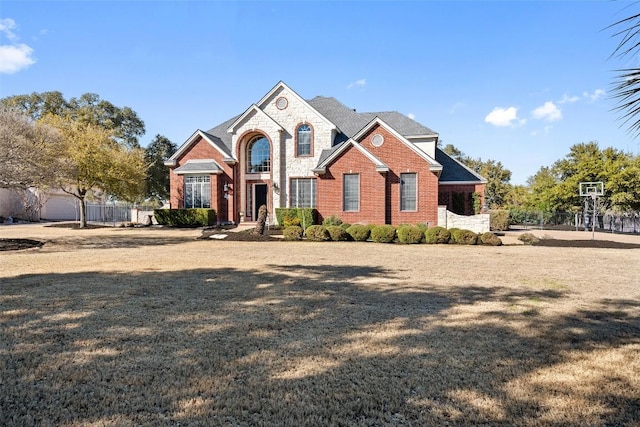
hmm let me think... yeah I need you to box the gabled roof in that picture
[257,81,337,131]
[226,104,283,134]
[351,116,442,173]
[173,159,223,175]
[313,139,389,175]
[307,96,438,141]
[435,148,487,184]
[165,129,234,166]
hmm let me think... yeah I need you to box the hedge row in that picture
[282,223,502,245]
[154,208,217,227]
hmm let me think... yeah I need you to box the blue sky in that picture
[1,0,638,184]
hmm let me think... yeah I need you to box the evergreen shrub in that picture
[424,226,451,244]
[154,208,217,227]
[397,225,424,244]
[346,224,371,242]
[283,226,303,241]
[490,209,510,231]
[518,233,540,245]
[322,215,343,226]
[480,232,503,246]
[452,229,478,245]
[305,225,329,241]
[326,225,348,241]
[370,225,396,243]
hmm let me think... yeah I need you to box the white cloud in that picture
[558,93,580,104]
[584,89,605,102]
[484,107,520,127]
[0,18,18,41]
[0,44,35,73]
[407,113,415,120]
[0,18,35,74]
[347,78,366,89]
[532,101,562,122]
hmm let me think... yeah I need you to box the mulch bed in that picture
[0,238,44,251]
[200,227,283,241]
[535,239,640,249]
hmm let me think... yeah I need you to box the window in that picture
[400,173,417,211]
[247,136,270,173]
[290,178,316,208]
[343,174,359,211]
[184,175,211,208]
[296,124,312,156]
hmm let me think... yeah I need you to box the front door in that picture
[254,183,268,220]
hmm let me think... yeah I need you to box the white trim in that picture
[352,117,442,172]
[167,130,235,164]
[173,159,224,175]
[256,81,337,131]
[226,104,284,134]
[313,139,388,174]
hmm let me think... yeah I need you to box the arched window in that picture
[247,135,270,173]
[296,124,312,156]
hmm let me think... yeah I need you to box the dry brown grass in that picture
[1,224,639,426]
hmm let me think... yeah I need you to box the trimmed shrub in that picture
[283,226,303,241]
[490,209,510,231]
[451,229,478,245]
[366,224,377,232]
[424,226,451,244]
[346,224,371,242]
[326,225,348,241]
[322,215,343,226]
[480,232,502,246]
[518,233,540,245]
[305,225,329,241]
[397,225,424,244]
[154,208,217,227]
[275,208,316,228]
[370,225,396,243]
[340,222,351,231]
[416,223,429,234]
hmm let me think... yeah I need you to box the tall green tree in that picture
[1,92,145,148]
[144,134,177,203]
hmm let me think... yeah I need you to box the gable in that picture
[166,130,235,167]
[435,148,487,183]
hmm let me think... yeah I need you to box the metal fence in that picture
[509,210,640,234]
[85,203,158,224]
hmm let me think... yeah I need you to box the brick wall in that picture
[317,124,440,225]
[168,135,235,222]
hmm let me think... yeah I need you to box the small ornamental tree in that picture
[39,114,146,228]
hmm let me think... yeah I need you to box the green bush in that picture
[346,224,371,242]
[490,209,510,231]
[326,225,348,241]
[480,232,502,246]
[370,225,396,243]
[518,233,540,245]
[305,225,329,241]
[154,208,217,227]
[424,226,451,244]
[451,229,478,245]
[366,224,377,232]
[416,223,429,234]
[275,208,316,228]
[322,215,343,226]
[340,223,351,230]
[397,225,424,244]
[283,226,303,241]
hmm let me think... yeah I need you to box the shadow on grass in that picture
[1,266,638,426]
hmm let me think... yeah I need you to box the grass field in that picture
[1,224,639,426]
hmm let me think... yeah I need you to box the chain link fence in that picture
[509,210,640,234]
